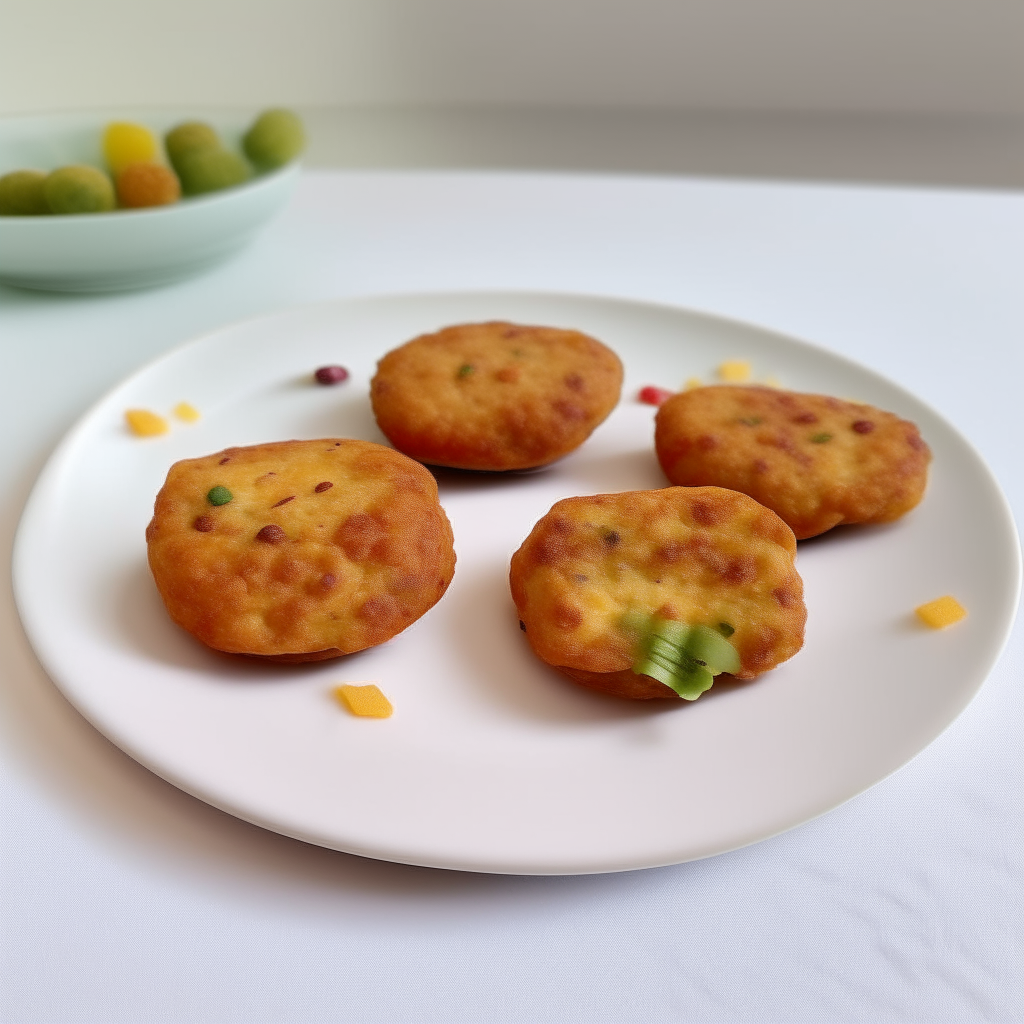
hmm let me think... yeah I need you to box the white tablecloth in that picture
[1,170,1021,1023]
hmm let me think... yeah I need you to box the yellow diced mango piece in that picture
[173,401,201,423]
[717,359,752,383]
[103,122,159,176]
[334,683,393,718]
[125,408,168,437]
[915,595,967,629]
[684,377,703,390]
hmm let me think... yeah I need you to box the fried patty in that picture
[370,321,623,470]
[146,439,456,661]
[509,487,806,699]
[654,386,930,539]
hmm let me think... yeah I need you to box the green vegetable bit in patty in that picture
[631,617,740,700]
[206,485,233,506]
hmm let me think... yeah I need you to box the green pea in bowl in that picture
[0,109,300,292]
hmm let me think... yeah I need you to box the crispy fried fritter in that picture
[509,487,806,699]
[370,321,623,470]
[655,386,930,539]
[146,439,455,661]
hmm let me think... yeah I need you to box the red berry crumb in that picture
[315,365,349,385]
[639,386,673,406]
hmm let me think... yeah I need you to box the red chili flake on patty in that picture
[314,481,333,493]
[256,524,286,544]
[793,412,818,424]
[852,420,875,434]
[193,515,214,532]
[321,573,337,590]
[218,456,231,465]
[271,495,296,508]
[314,365,349,385]
[638,385,673,406]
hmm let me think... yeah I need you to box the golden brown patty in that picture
[654,386,931,539]
[146,439,456,661]
[509,487,806,699]
[369,321,623,470]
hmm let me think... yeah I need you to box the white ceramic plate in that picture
[0,109,298,292]
[13,293,1021,874]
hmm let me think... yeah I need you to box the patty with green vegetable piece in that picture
[509,486,805,699]
[655,385,931,539]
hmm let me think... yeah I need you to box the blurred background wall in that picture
[2,0,1022,185]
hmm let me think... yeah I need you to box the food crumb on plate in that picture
[915,595,967,629]
[314,365,349,385]
[638,385,673,406]
[173,401,201,423]
[684,376,703,390]
[333,683,393,718]
[125,409,168,437]
[717,360,752,383]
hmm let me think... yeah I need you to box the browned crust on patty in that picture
[654,385,931,539]
[557,665,679,699]
[509,486,806,699]
[241,647,345,664]
[146,438,456,661]
[370,321,623,470]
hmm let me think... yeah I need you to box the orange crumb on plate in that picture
[125,409,168,437]
[915,596,967,629]
[334,683,393,718]
[173,401,201,423]
[717,360,751,383]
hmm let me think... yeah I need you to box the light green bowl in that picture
[0,110,299,292]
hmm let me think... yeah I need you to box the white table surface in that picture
[1,170,1021,1023]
